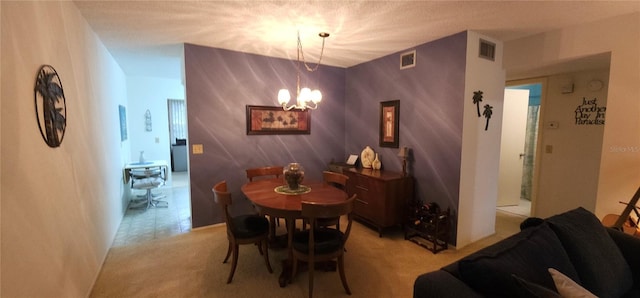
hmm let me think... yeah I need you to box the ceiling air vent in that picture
[479,39,495,61]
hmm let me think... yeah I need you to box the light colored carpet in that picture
[90,211,524,298]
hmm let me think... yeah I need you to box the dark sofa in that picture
[413,207,640,298]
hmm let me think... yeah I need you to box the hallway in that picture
[112,172,191,247]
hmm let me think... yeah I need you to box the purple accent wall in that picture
[345,32,467,243]
[185,32,468,243]
[185,44,346,227]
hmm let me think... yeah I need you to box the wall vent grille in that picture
[400,50,416,69]
[479,39,496,61]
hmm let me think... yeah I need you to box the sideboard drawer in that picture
[344,168,414,237]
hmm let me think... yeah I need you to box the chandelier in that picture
[277,31,329,111]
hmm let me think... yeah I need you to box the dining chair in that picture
[291,194,357,298]
[246,166,284,182]
[129,167,167,209]
[311,171,349,230]
[322,171,349,190]
[213,180,273,283]
[246,166,285,232]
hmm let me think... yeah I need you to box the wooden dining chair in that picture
[246,166,285,232]
[313,171,350,230]
[291,194,357,298]
[246,166,284,182]
[212,181,273,283]
[322,171,349,190]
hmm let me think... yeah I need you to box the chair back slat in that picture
[302,196,355,218]
[322,171,349,190]
[212,180,234,231]
[302,195,356,243]
[246,166,284,182]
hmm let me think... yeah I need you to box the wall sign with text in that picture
[575,97,606,125]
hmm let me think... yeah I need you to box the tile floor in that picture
[497,198,531,217]
[112,171,191,247]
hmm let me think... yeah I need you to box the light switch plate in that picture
[545,145,553,154]
[192,144,203,154]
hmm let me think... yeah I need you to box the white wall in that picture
[1,2,128,296]
[535,69,609,217]
[504,12,640,219]
[126,76,185,181]
[457,31,505,248]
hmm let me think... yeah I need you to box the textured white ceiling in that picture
[73,1,640,79]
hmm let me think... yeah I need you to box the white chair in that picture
[129,167,168,209]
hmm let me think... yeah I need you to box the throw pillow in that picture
[457,223,580,297]
[546,207,633,298]
[548,268,597,298]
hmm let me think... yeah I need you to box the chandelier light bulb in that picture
[310,90,322,103]
[298,87,312,103]
[277,89,291,105]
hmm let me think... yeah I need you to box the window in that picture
[167,99,187,144]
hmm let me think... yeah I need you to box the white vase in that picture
[361,146,374,168]
[372,153,382,170]
[139,151,145,163]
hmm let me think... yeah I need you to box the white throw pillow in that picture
[548,268,597,298]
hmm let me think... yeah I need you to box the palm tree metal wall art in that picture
[483,104,493,131]
[472,90,483,117]
[34,65,67,147]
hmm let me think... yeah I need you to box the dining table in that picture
[122,160,168,184]
[241,178,348,287]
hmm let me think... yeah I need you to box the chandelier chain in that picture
[297,32,326,72]
[277,31,328,111]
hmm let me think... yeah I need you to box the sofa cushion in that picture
[546,207,633,298]
[413,270,483,298]
[607,228,640,291]
[456,223,580,297]
[512,274,562,298]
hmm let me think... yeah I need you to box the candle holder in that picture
[398,147,409,176]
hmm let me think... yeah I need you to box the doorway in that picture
[497,81,543,217]
[168,99,188,173]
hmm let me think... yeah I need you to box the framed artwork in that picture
[119,105,128,141]
[379,100,400,148]
[246,105,310,135]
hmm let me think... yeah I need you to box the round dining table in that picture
[241,178,348,287]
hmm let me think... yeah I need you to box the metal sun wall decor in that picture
[34,65,67,148]
[472,90,494,131]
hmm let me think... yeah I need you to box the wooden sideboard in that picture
[343,168,414,237]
